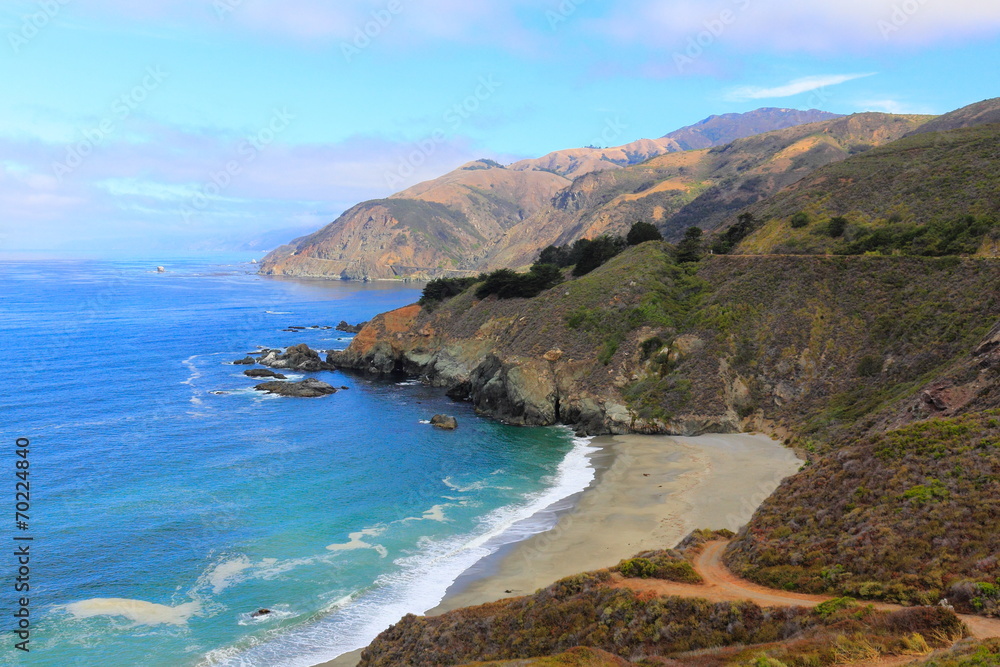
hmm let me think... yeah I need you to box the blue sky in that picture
[1,0,998,256]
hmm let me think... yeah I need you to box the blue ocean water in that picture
[0,258,594,666]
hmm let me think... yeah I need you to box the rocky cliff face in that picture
[329,245,1000,443]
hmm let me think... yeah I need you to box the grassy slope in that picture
[733,124,1000,256]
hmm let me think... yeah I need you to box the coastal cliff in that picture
[329,242,1000,443]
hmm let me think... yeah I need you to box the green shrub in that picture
[827,216,848,238]
[790,212,810,229]
[814,597,858,618]
[419,276,478,305]
[856,355,882,377]
[475,264,563,300]
[626,221,664,246]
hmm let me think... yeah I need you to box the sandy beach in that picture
[318,432,801,667]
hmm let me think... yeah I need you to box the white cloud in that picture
[725,73,876,101]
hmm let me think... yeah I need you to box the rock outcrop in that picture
[258,344,332,372]
[336,320,368,334]
[253,379,338,397]
[244,369,287,379]
[429,415,458,430]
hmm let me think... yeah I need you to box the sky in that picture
[0,0,998,257]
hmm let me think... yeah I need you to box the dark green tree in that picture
[790,212,810,229]
[712,212,758,254]
[676,227,704,263]
[572,236,627,276]
[626,221,663,246]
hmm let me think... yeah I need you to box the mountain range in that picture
[259,108,843,280]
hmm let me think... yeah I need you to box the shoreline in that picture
[316,432,801,667]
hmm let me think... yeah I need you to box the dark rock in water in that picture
[446,381,472,401]
[250,608,271,618]
[244,369,287,379]
[254,379,338,398]
[340,386,349,390]
[258,344,332,371]
[430,414,458,430]
[233,357,256,365]
[336,320,368,334]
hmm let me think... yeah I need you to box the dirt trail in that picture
[613,541,1000,640]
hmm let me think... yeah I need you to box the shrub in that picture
[814,597,858,618]
[676,226,704,263]
[475,264,563,300]
[627,221,663,246]
[572,236,627,276]
[614,551,702,583]
[791,212,810,228]
[827,216,848,238]
[713,212,760,254]
[856,355,882,377]
[419,276,478,305]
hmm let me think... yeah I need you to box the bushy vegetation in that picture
[726,412,1000,611]
[626,221,663,246]
[613,550,702,583]
[359,565,966,667]
[712,212,760,254]
[728,124,1000,256]
[419,276,479,306]
[475,264,564,300]
[359,570,814,666]
[676,227,705,263]
[913,638,1000,666]
[538,222,662,277]
[837,215,997,256]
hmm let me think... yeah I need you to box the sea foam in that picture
[202,433,598,667]
[64,598,201,626]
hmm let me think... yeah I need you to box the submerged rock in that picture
[244,369,287,379]
[254,379,338,398]
[430,414,458,430]
[250,608,271,618]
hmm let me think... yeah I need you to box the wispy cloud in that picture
[725,73,876,102]
[0,121,508,253]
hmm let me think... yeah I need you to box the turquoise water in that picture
[0,258,593,666]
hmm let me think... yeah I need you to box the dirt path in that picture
[613,541,1000,641]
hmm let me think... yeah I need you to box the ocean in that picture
[0,258,596,666]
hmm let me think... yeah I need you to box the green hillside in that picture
[728,123,1000,256]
